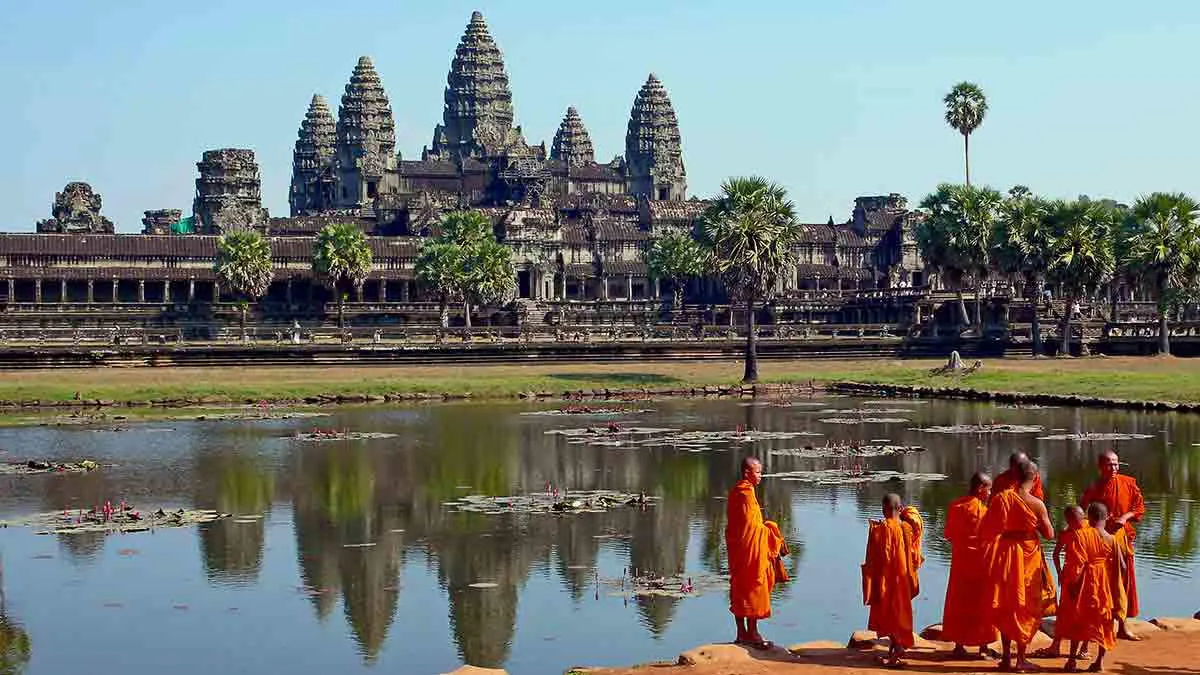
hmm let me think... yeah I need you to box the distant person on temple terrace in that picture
[725,457,789,650]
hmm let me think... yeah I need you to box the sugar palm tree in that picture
[414,241,466,331]
[699,176,801,383]
[214,229,274,338]
[917,183,1001,333]
[415,211,515,338]
[944,82,988,186]
[1046,200,1117,355]
[463,237,517,334]
[993,191,1053,355]
[644,231,706,316]
[312,223,373,329]
[1124,192,1200,355]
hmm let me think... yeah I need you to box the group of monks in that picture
[724,449,1145,672]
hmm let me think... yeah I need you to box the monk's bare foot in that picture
[1064,658,1079,673]
[1117,629,1141,642]
[747,634,773,650]
[1014,660,1042,672]
[1032,647,1061,658]
[998,659,1014,672]
[1086,661,1103,673]
[951,646,971,659]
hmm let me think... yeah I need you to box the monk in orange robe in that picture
[1039,506,1088,659]
[862,493,921,668]
[1080,450,1144,641]
[991,451,1046,502]
[982,460,1056,672]
[942,472,997,658]
[726,457,788,649]
[1060,502,1123,673]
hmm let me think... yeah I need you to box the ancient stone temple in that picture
[141,209,183,235]
[551,107,595,166]
[290,95,337,216]
[625,75,687,201]
[334,57,399,210]
[36,182,115,234]
[193,149,269,234]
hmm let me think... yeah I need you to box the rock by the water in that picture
[847,630,879,648]
[439,667,508,675]
[1150,617,1200,632]
[677,643,795,666]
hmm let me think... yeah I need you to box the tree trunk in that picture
[963,132,971,187]
[240,303,247,339]
[973,282,982,332]
[1031,278,1044,357]
[673,286,683,320]
[463,299,472,342]
[742,294,758,383]
[1158,280,1171,355]
[439,297,449,328]
[1060,295,1074,356]
[337,292,344,329]
[956,290,970,328]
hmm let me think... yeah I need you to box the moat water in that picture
[0,398,1196,675]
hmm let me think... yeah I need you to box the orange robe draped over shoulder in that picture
[991,468,1045,502]
[1081,474,1144,617]
[941,495,997,646]
[726,479,786,619]
[1058,527,1118,650]
[982,490,1057,643]
[863,518,920,648]
[1053,525,1085,641]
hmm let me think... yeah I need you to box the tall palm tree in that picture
[414,211,516,338]
[644,231,706,316]
[944,82,988,186]
[993,191,1053,356]
[463,237,517,334]
[917,183,1001,333]
[699,176,801,383]
[414,242,466,330]
[1125,192,1200,355]
[1047,200,1117,355]
[214,229,274,338]
[312,223,373,329]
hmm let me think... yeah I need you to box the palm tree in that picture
[463,237,517,335]
[1046,200,1117,355]
[414,242,465,331]
[1124,192,1200,355]
[214,229,274,339]
[644,231,706,316]
[917,183,1002,333]
[414,211,515,338]
[699,176,801,383]
[312,223,373,329]
[993,191,1053,355]
[944,82,988,186]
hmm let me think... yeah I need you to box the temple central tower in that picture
[625,74,686,201]
[335,56,399,209]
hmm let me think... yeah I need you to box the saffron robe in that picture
[900,506,926,569]
[1081,474,1144,617]
[941,495,997,646]
[1053,523,1087,642]
[991,468,1046,502]
[726,479,787,619]
[982,490,1057,643]
[863,518,920,649]
[1058,526,1118,650]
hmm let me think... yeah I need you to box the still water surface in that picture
[0,398,1196,675]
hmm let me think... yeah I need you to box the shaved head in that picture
[1087,501,1109,523]
[1064,505,1085,524]
[1098,450,1120,480]
[1009,451,1030,470]
[882,493,902,515]
[741,457,762,473]
[740,457,763,486]
[970,471,992,492]
[1020,460,1039,484]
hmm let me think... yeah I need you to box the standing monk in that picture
[1081,450,1144,641]
[991,451,1046,502]
[1060,502,1123,673]
[942,472,997,658]
[863,494,922,668]
[982,461,1056,672]
[726,457,788,649]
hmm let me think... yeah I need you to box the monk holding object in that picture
[862,493,922,669]
[942,472,998,658]
[725,457,788,650]
[982,460,1056,672]
[1059,502,1122,672]
[991,451,1045,502]
[1080,450,1144,641]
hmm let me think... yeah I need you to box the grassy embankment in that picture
[0,356,1197,405]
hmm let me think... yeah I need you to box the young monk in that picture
[942,472,997,658]
[862,493,922,668]
[1080,450,1144,641]
[981,460,1056,672]
[1039,506,1088,659]
[991,451,1046,502]
[1059,503,1123,673]
[725,457,788,649]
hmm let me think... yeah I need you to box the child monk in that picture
[1059,503,1123,673]
[862,493,922,668]
[1038,506,1088,659]
[942,472,996,658]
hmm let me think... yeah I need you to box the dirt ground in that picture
[580,625,1200,675]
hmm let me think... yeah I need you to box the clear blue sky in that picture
[3,0,1198,232]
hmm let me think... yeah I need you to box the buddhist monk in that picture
[726,457,788,649]
[1080,450,1145,641]
[1060,503,1123,673]
[982,460,1056,672]
[1039,506,1088,659]
[942,472,997,658]
[900,504,926,569]
[862,494,921,668]
[991,451,1046,502]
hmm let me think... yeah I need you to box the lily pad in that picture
[444,490,653,516]
[765,469,948,484]
[915,423,1044,435]
[3,507,230,534]
[1035,432,1154,441]
[0,459,101,476]
[819,417,909,425]
[292,431,398,442]
[770,444,924,458]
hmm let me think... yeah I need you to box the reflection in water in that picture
[0,399,1196,674]
[0,560,30,675]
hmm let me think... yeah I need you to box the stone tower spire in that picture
[290,94,337,216]
[625,74,686,201]
[335,56,398,209]
[550,107,595,166]
[428,11,528,160]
